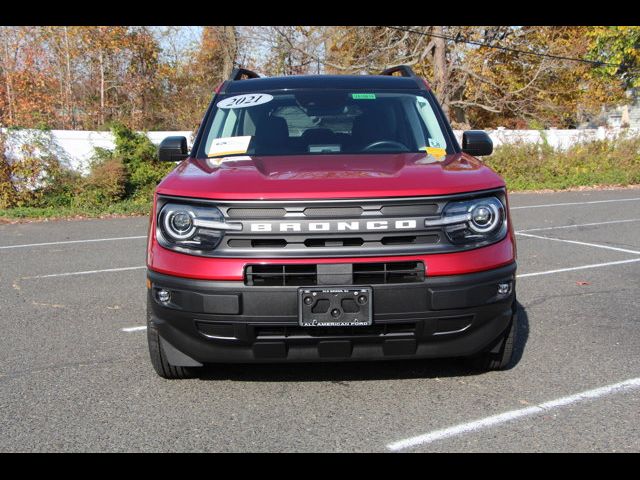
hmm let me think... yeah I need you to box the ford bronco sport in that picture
[147,65,517,379]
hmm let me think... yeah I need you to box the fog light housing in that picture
[157,289,171,303]
[497,282,512,296]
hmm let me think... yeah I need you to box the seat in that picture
[301,128,339,145]
[251,116,290,154]
[350,105,398,150]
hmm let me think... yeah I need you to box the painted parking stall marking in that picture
[516,232,640,255]
[0,235,146,250]
[516,258,640,278]
[21,266,146,280]
[511,197,640,210]
[517,218,640,233]
[387,377,640,451]
[121,326,147,333]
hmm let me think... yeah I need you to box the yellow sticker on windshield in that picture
[424,146,446,159]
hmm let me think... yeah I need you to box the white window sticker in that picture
[217,94,273,109]
[428,138,445,149]
[207,136,252,158]
[309,144,341,153]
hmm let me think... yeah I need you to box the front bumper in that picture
[147,262,517,365]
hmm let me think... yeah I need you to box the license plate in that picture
[298,287,372,327]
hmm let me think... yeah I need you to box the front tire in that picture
[147,300,197,379]
[469,303,518,371]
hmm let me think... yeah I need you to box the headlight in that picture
[157,202,241,252]
[425,196,507,245]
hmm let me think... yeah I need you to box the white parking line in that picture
[386,376,640,451]
[0,235,146,250]
[517,218,640,233]
[511,197,640,210]
[23,266,146,279]
[516,258,640,278]
[121,326,147,332]
[516,232,640,255]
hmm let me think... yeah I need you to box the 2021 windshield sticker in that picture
[216,94,273,109]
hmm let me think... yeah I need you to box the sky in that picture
[150,26,203,62]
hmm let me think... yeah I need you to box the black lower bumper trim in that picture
[147,263,516,364]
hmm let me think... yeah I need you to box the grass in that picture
[0,199,151,222]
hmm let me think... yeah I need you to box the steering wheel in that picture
[362,140,409,152]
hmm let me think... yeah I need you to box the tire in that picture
[469,303,518,371]
[147,300,196,379]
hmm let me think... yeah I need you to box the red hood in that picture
[156,152,505,200]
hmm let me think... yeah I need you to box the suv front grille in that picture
[244,261,425,286]
[157,190,505,258]
[215,196,450,258]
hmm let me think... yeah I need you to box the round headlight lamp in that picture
[469,203,500,233]
[162,208,197,240]
[157,201,241,254]
[428,195,507,245]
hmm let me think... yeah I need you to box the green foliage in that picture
[0,129,77,209]
[108,122,174,199]
[0,198,151,220]
[587,26,640,88]
[486,135,640,190]
[74,157,127,207]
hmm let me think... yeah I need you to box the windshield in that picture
[198,90,451,158]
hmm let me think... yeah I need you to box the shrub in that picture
[107,122,174,199]
[74,157,127,207]
[486,135,640,190]
[0,129,76,208]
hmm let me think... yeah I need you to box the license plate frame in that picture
[298,287,373,327]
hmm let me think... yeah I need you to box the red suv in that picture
[147,66,517,379]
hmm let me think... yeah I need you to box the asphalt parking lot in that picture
[1,187,640,452]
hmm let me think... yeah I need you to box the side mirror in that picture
[462,130,493,157]
[158,136,189,162]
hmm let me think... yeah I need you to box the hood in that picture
[156,152,505,200]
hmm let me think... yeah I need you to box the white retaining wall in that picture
[1,129,194,174]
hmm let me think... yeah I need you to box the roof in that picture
[223,74,424,94]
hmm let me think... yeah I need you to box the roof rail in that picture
[228,67,260,81]
[379,65,417,78]
[379,65,429,90]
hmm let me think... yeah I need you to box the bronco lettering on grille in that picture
[249,219,418,233]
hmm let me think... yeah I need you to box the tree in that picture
[0,27,58,128]
[322,26,629,128]
[587,26,640,88]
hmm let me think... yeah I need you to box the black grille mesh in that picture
[303,207,364,217]
[245,261,425,286]
[226,208,287,218]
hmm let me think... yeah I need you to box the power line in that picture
[387,26,635,71]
